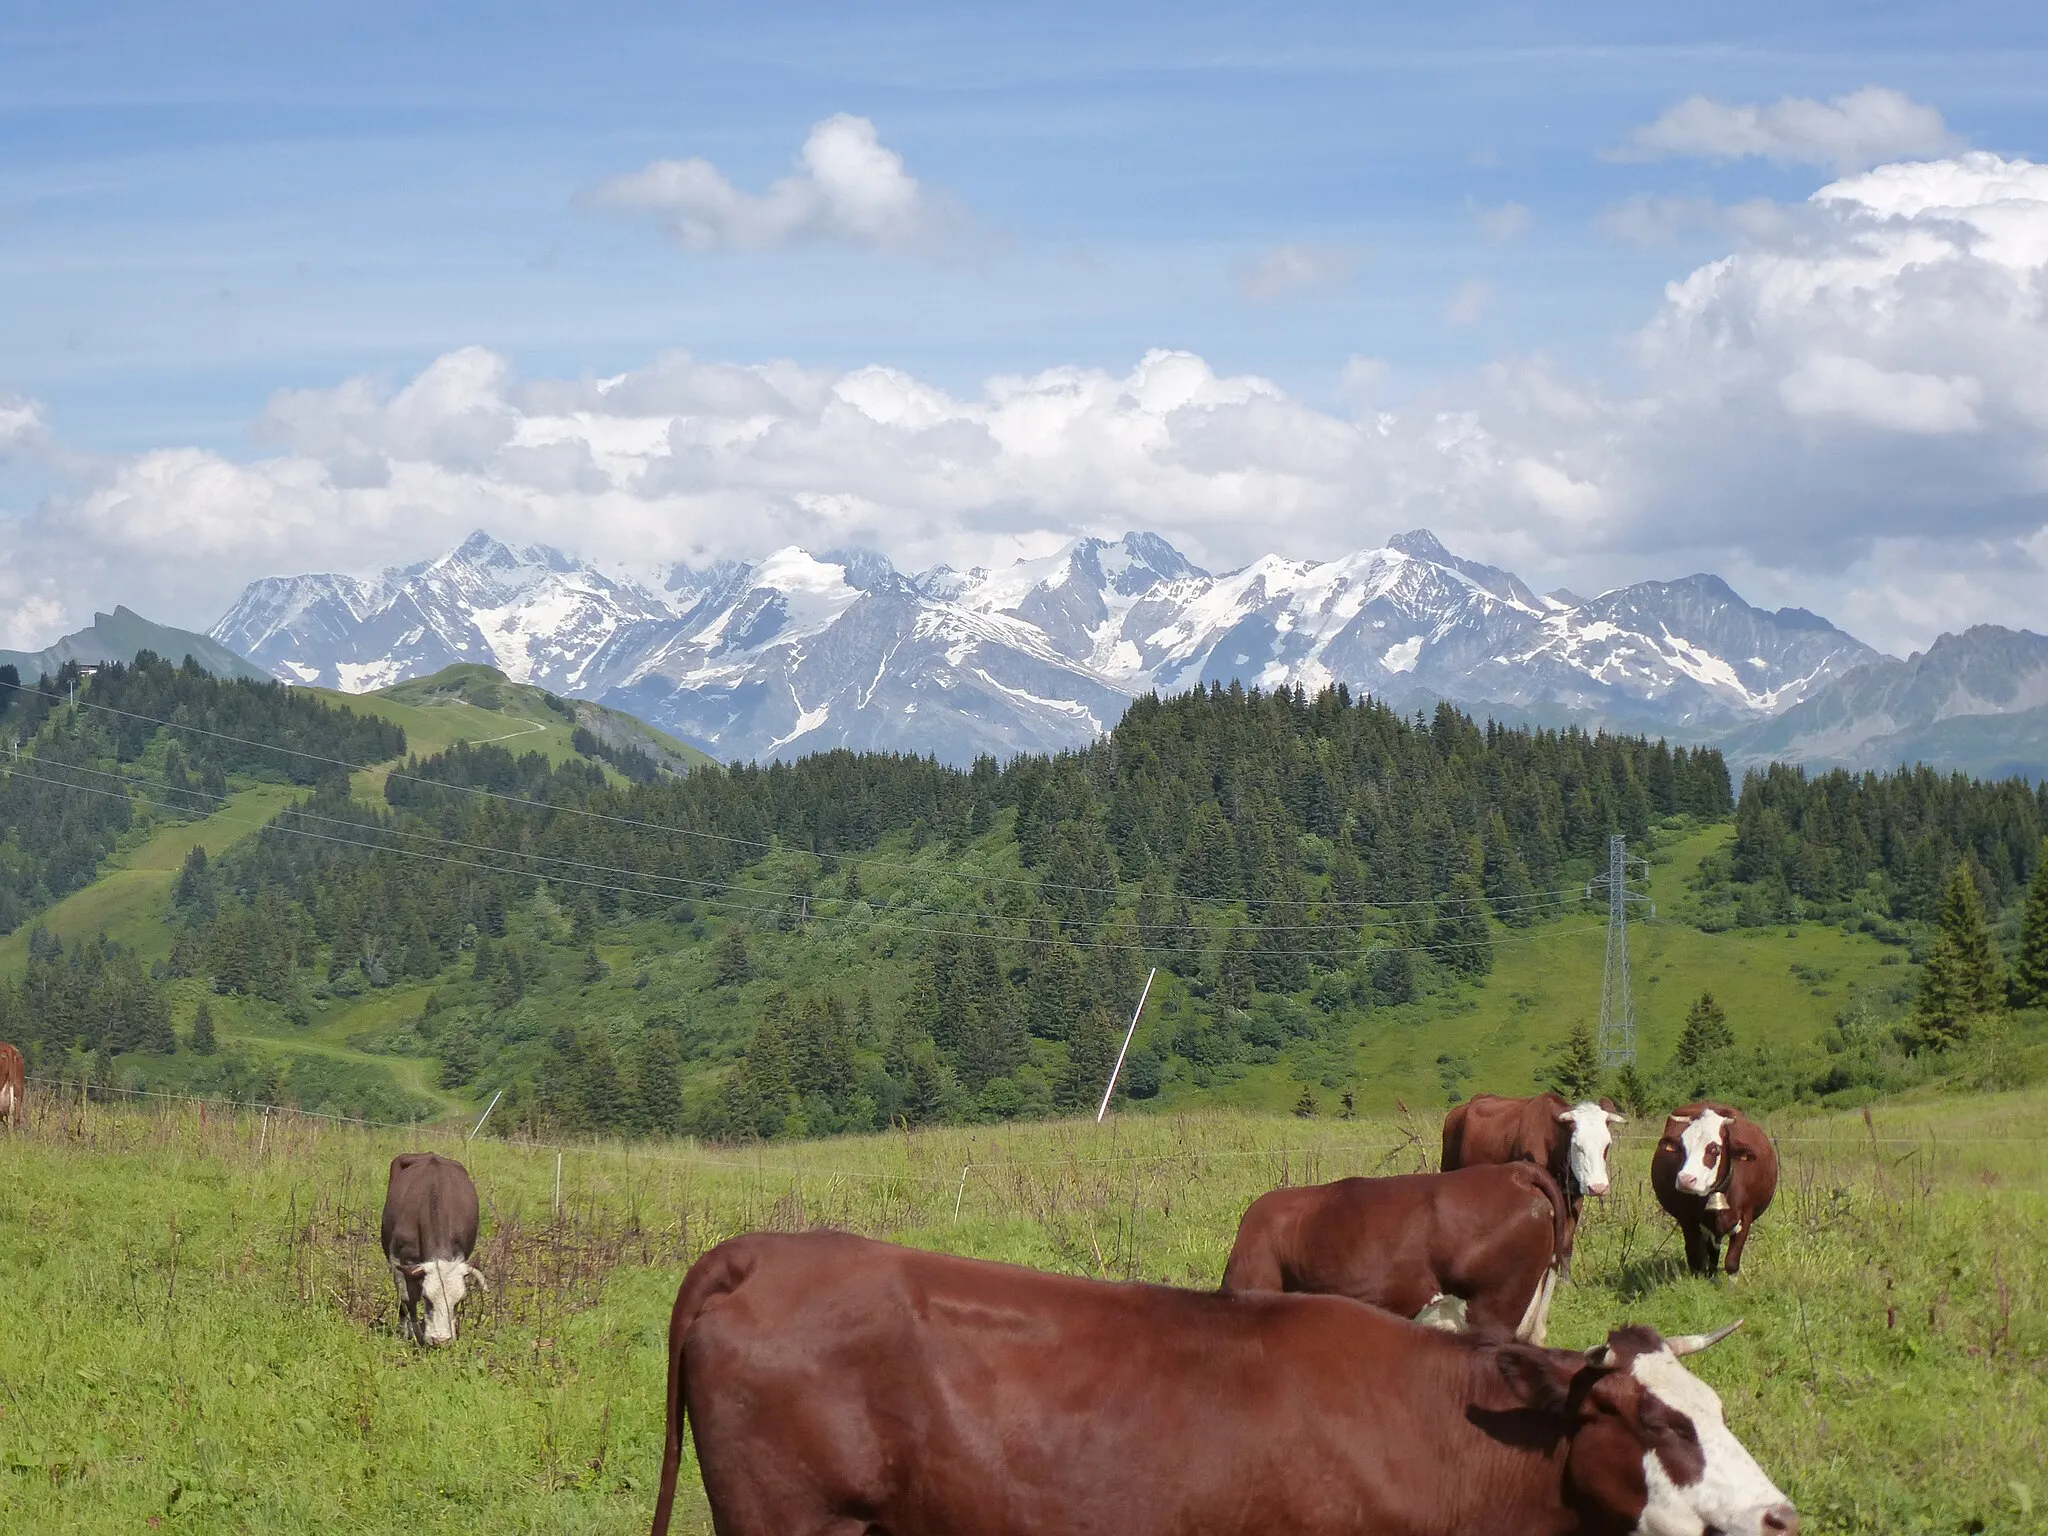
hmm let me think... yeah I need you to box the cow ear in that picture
[1496,1346,1571,1417]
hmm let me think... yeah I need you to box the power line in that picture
[3,674,1597,915]
[4,754,1598,937]
[0,758,1607,959]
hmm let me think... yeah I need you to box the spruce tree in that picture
[576,1029,624,1129]
[1433,873,1493,976]
[1674,992,1735,1070]
[190,999,217,1055]
[712,928,751,987]
[632,1024,684,1136]
[2012,845,2048,1009]
[1916,862,2000,1049]
[438,1020,481,1088]
[1056,1008,1120,1111]
[1545,1022,1602,1100]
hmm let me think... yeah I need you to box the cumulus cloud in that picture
[0,396,51,457]
[1230,243,1360,301]
[1444,279,1493,326]
[1471,200,1532,243]
[587,114,955,254]
[1609,86,1959,173]
[12,151,2048,657]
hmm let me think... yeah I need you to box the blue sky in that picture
[4,1,2048,650]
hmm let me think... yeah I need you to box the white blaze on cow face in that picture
[1674,1110,1733,1197]
[1627,1346,1795,1536]
[1559,1102,1622,1197]
[397,1259,477,1346]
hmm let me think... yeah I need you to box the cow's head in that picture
[1558,1100,1626,1197]
[1497,1321,1796,1535]
[1667,1108,1734,1197]
[397,1259,487,1346]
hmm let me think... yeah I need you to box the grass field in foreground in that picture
[3,1089,2043,1534]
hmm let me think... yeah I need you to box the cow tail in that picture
[1521,1164,1571,1273]
[650,1241,755,1536]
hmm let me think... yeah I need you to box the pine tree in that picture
[1293,1086,1318,1118]
[438,1020,481,1088]
[1544,1021,1602,1100]
[1916,862,2001,1049]
[1056,1007,1120,1111]
[1674,992,1735,1070]
[632,1024,684,1136]
[1432,873,1493,976]
[2012,844,2048,1009]
[576,1029,625,1129]
[712,928,751,988]
[190,999,217,1055]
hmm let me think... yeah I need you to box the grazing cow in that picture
[650,1232,1796,1536]
[1651,1101,1780,1278]
[0,1042,22,1127]
[1220,1163,1568,1343]
[380,1152,485,1346]
[1441,1091,1626,1255]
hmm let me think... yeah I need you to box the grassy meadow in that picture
[3,1087,2043,1534]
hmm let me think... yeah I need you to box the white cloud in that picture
[1610,86,1959,174]
[587,114,954,255]
[12,152,2048,658]
[1444,279,1493,326]
[1231,243,1360,301]
[1471,200,1532,243]
[1778,355,1983,435]
[0,396,51,456]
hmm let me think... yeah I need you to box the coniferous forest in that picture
[3,655,2044,1138]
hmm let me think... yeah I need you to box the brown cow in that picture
[0,1042,22,1127]
[1441,1091,1626,1255]
[1651,1101,1780,1278]
[380,1152,485,1345]
[1219,1163,1568,1342]
[649,1231,1798,1536]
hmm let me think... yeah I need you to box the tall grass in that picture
[2,1087,2043,1532]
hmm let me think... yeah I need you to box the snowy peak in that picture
[213,527,1887,766]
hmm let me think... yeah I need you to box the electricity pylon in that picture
[1586,834,1654,1068]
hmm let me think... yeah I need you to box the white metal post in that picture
[1096,967,1158,1123]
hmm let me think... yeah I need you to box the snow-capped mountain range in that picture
[213,528,1884,765]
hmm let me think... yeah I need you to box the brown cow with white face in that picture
[0,1042,23,1128]
[1441,1091,1626,1257]
[649,1231,1798,1536]
[1652,1102,1780,1278]
[380,1152,485,1346]
[1220,1162,1569,1342]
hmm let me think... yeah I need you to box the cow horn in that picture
[1605,1110,1628,1124]
[465,1264,489,1291]
[1667,1113,1696,1125]
[1666,1319,1744,1357]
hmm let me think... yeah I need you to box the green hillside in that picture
[6,669,2044,1138]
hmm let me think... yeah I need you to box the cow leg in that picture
[1724,1219,1754,1278]
[1681,1220,1715,1277]
[1506,1268,1558,1345]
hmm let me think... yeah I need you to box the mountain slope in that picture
[214,528,1884,765]
[2,606,270,684]
[1723,625,2048,779]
